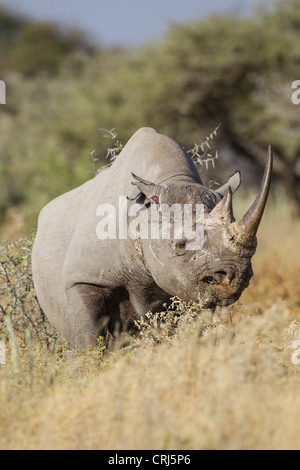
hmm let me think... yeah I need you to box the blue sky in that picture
[1,0,275,46]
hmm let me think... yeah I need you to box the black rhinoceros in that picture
[32,127,272,347]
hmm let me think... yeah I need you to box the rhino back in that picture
[107,127,203,199]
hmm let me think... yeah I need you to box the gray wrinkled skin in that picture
[32,127,272,347]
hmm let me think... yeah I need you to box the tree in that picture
[0,6,94,77]
[135,0,300,208]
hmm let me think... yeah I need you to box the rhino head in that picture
[130,147,273,309]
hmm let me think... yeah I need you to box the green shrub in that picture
[0,232,60,347]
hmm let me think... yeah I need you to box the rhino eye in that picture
[175,240,187,256]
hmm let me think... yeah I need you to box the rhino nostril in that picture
[214,271,228,284]
[202,270,235,285]
[202,276,217,285]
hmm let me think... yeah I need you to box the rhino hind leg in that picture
[64,284,129,348]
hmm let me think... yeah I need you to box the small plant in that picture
[90,128,124,174]
[133,296,226,347]
[187,123,222,170]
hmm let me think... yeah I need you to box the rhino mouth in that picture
[198,289,242,310]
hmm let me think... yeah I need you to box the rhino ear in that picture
[216,171,241,197]
[131,173,162,205]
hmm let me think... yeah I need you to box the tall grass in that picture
[0,198,299,450]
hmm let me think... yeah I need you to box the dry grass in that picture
[0,197,300,450]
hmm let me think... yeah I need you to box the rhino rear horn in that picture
[231,146,273,243]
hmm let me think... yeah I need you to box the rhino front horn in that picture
[231,146,273,243]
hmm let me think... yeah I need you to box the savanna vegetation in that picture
[0,199,300,450]
[0,0,300,235]
[0,0,300,450]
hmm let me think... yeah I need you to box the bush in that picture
[0,232,60,347]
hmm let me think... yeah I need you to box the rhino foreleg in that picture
[64,284,125,348]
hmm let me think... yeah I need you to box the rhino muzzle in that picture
[197,259,254,307]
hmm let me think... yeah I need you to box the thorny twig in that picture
[187,123,222,169]
[90,128,124,174]
[91,124,222,178]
